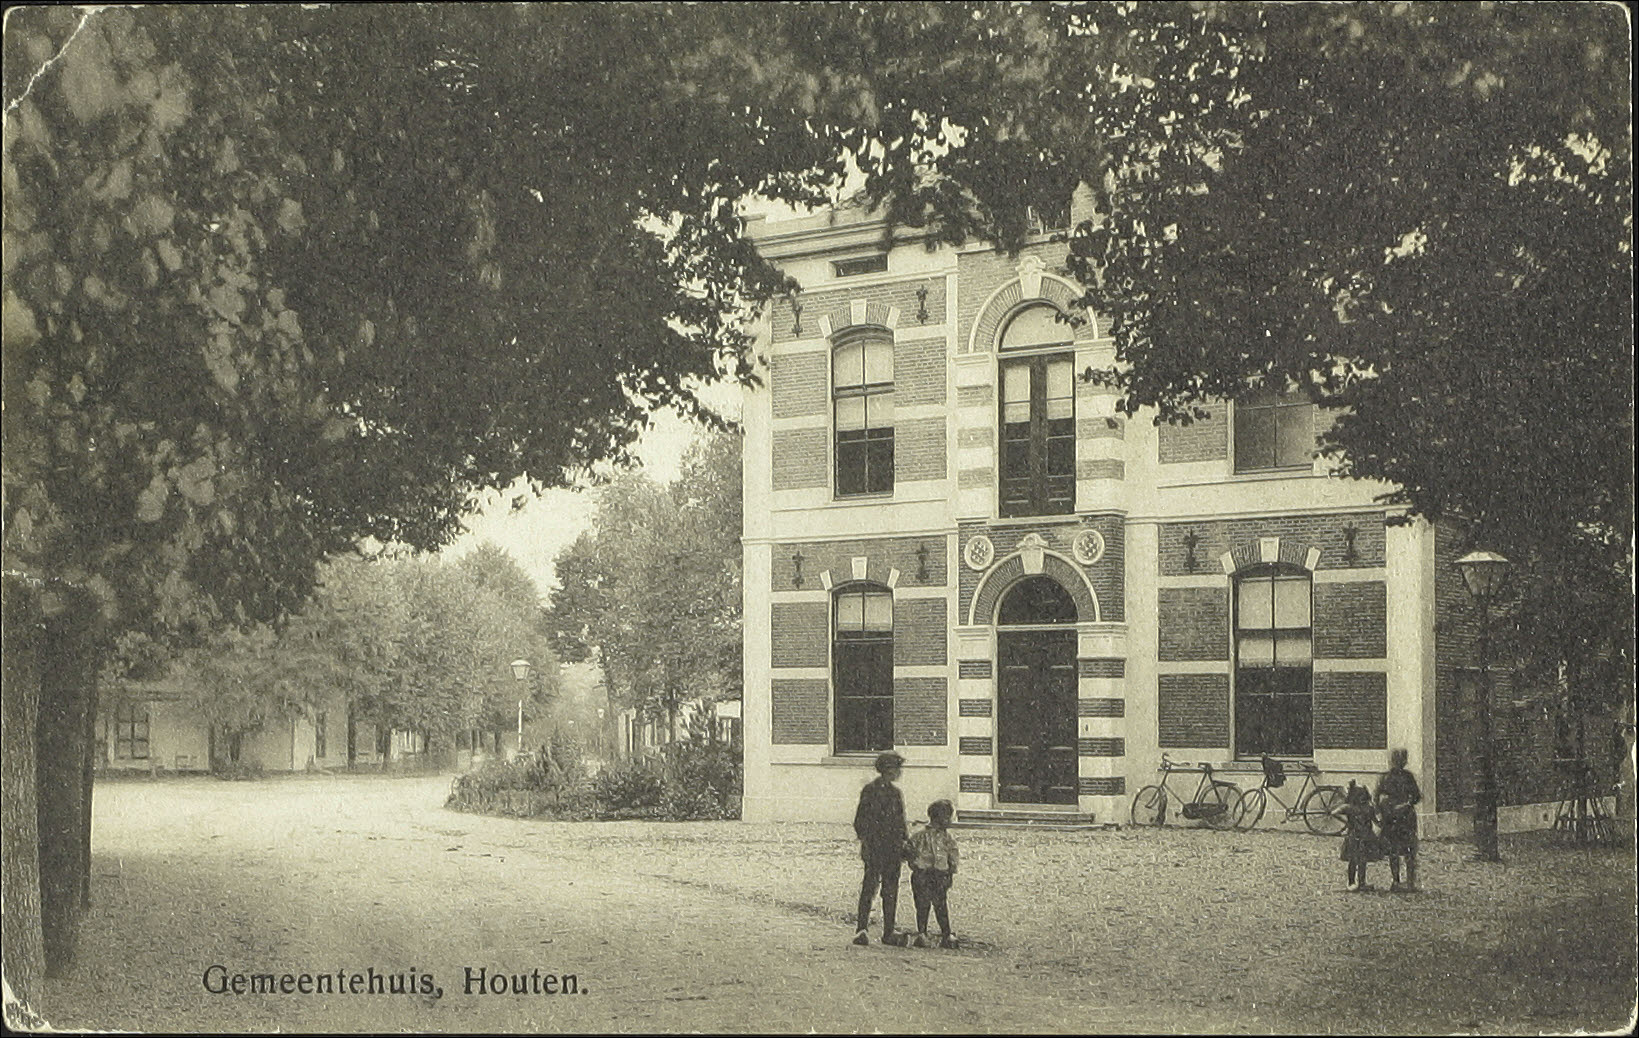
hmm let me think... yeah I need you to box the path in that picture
[26,774,1637,1033]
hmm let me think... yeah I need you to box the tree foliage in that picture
[737,1,1634,707]
[3,4,843,651]
[546,430,743,735]
[1056,3,1633,704]
[116,549,558,749]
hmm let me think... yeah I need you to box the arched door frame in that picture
[990,567,1083,805]
[968,547,1101,628]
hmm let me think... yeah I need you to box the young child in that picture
[906,799,960,949]
[1375,748,1423,892]
[851,751,909,946]
[1335,781,1379,892]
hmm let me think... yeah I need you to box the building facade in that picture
[98,683,384,774]
[741,197,1567,835]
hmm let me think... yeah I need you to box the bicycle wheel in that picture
[1235,787,1267,830]
[1131,785,1168,826]
[1302,786,1347,835]
[1199,782,1243,830]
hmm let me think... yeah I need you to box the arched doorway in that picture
[996,576,1079,804]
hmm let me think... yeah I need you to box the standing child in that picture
[906,799,960,949]
[1375,748,1423,892]
[1334,781,1379,892]
[852,751,909,946]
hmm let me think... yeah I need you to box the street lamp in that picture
[510,658,531,756]
[1456,550,1511,862]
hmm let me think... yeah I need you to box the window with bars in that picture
[1233,385,1315,472]
[1234,566,1314,757]
[832,254,888,277]
[115,700,151,760]
[998,306,1075,517]
[833,585,894,753]
[833,330,894,497]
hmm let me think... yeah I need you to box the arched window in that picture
[1234,565,1313,757]
[833,584,894,752]
[833,328,894,496]
[999,305,1072,350]
[998,306,1074,517]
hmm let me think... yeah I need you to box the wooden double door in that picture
[996,629,1078,805]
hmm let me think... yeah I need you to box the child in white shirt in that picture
[906,799,960,948]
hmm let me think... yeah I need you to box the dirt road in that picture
[25,774,1636,1033]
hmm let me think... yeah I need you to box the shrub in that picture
[660,783,734,821]
[446,729,594,818]
[212,760,264,781]
[657,713,742,820]
[593,758,666,816]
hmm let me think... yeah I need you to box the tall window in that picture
[315,711,328,759]
[833,585,894,753]
[1026,202,1070,235]
[1234,385,1314,472]
[115,700,150,760]
[1234,566,1313,757]
[999,306,1074,517]
[833,330,894,496]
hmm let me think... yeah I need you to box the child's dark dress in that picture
[1337,802,1382,863]
[1375,767,1422,857]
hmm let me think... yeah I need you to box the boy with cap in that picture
[851,751,909,946]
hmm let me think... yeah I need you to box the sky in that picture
[440,380,744,599]
[440,190,831,600]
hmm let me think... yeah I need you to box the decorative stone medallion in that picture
[1072,529,1106,566]
[963,535,995,571]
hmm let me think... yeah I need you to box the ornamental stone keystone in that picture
[1016,254,1046,299]
[1018,532,1048,575]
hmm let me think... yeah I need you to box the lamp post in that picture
[1456,550,1511,862]
[510,658,532,757]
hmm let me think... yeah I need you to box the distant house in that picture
[98,680,357,773]
[614,697,741,759]
[615,707,662,759]
[99,681,210,773]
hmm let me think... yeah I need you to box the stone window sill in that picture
[820,755,943,768]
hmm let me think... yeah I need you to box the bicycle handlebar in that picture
[1158,753,1211,773]
[1256,755,1322,776]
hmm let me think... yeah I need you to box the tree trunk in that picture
[346,706,357,768]
[36,596,96,977]
[1617,699,1637,843]
[1,579,46,1009]
[81,677,97,909]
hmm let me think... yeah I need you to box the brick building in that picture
[739,194,1564,835]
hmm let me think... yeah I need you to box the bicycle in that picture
[1231,755,1346,835]
[1130,754,1243,830]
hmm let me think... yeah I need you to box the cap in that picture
[874,751,906,772]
